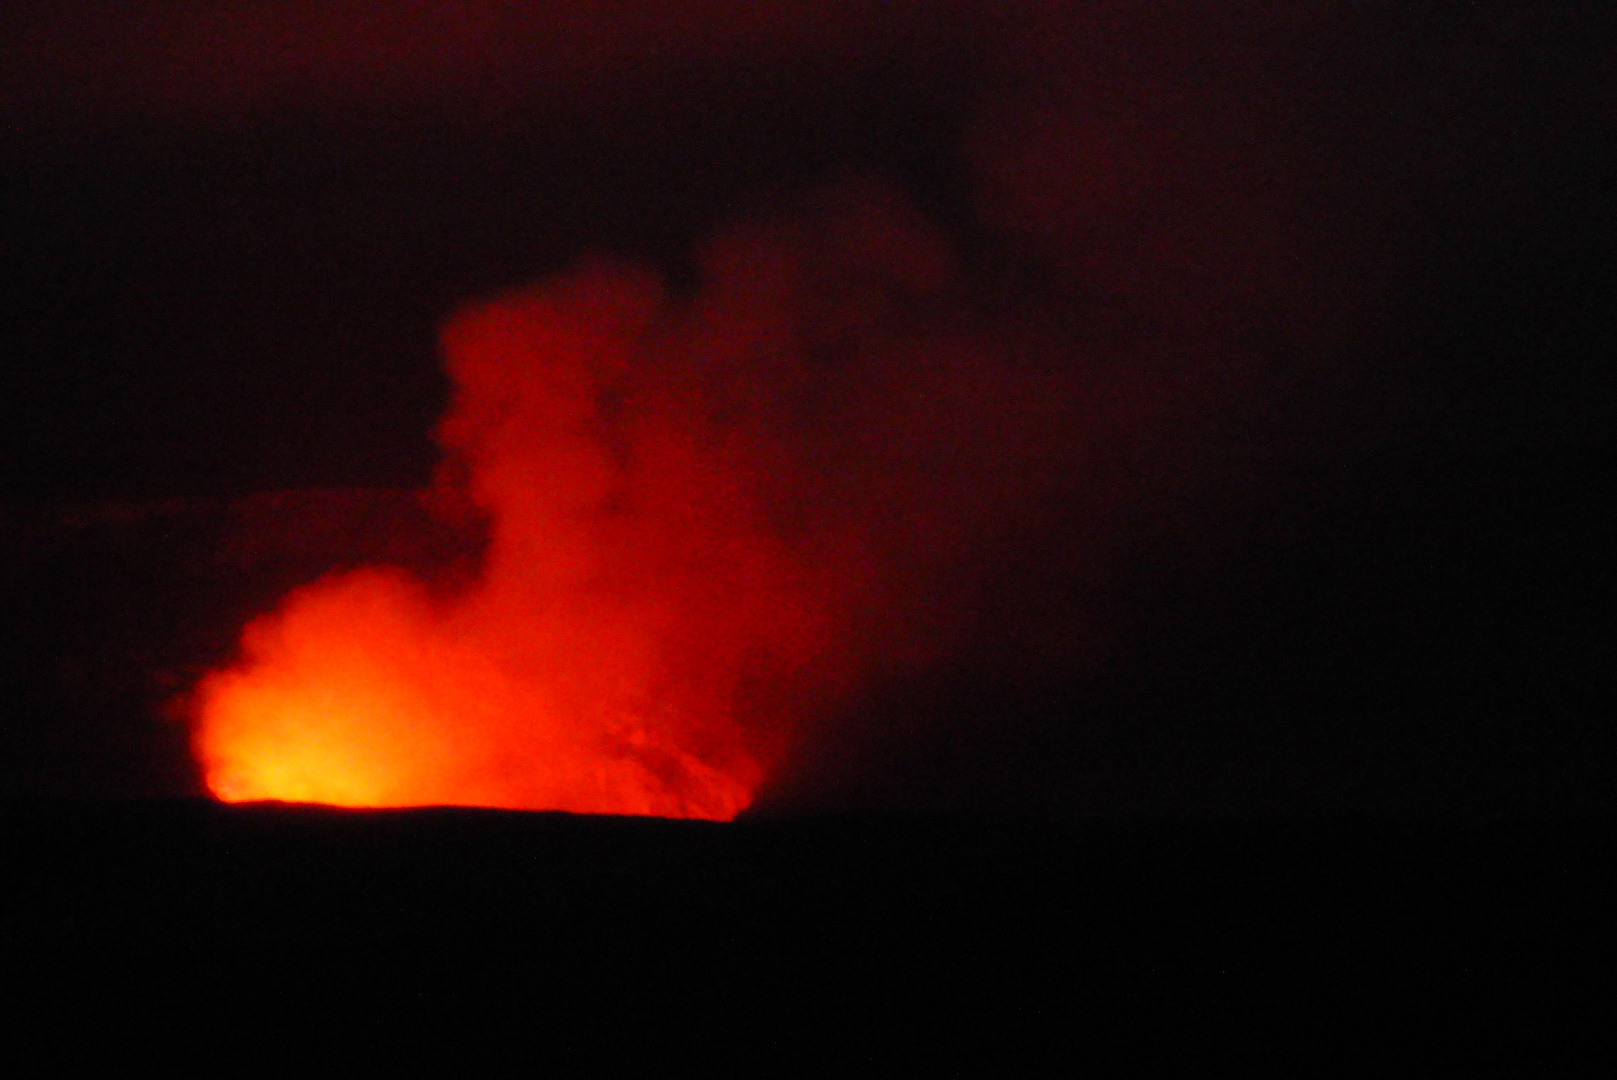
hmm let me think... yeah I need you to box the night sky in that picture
[2,1,1613,814]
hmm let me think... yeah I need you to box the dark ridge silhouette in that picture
[2,801,1610,1067]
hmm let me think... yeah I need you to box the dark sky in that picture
[2,1,1612,812]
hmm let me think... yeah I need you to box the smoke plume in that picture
[160,3,1604,815]
[185,6,1378,816]
[191,179,1140,816]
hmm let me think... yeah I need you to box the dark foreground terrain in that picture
[3,802,1611,1069]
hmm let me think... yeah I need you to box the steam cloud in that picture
[165,2,1523,815]
[192,179,1156,816]
[181,4,1379,816]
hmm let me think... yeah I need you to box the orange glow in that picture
[194,567,769,816]
[188,182,1096,818]
[192,260,850,819]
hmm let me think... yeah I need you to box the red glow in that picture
[193,261,850,819]
[189,180,1117,817]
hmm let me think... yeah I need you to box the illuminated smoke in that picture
[192,180,1095,817]
[10,2,1594,811]
[171,6,1371,817]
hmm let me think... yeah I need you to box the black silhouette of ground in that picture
[4,801,1609,1068]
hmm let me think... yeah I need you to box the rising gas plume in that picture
[180,2,1395,816]
[115,0,1592,817]
[191,181,1132,817]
